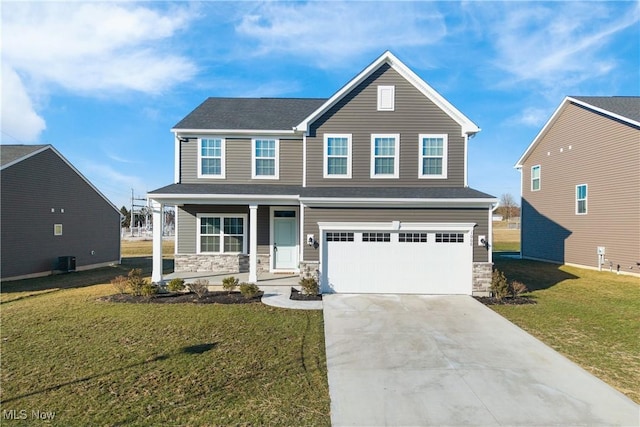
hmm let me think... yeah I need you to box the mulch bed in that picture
[474,296,536,305]
[98,291,263,304]
[289,287,322,301]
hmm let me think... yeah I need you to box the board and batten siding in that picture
[302,207,489,263]
[521,102,640,273]
[177,205,271,255]
[180,137,303,185]
[306,64,466,187]
[1,149,121,279]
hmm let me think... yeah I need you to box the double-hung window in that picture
[324,134,352,178]
[576,184,587,215]
[419,134,447,178]
[531,165,541,191]
[199,138,225,178]
[252,138,279,179]
[198,214,247,254]
[371,134,400,178]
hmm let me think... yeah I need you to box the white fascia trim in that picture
[174,134,180,184]
[148,193,300,206]
[300,197,498,208]
[318,221,477,232]
[295,51,480,136]
[172,128,298,136]
[569,97,640,127]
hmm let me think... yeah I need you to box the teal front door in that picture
[273,210,297,270]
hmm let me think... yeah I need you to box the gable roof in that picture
[1,144,49,169]
[295,51,481,137]
[172,98,327,133]
[515,96,640,168]
[1,144,121,214]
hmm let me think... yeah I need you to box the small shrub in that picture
[110,275,128,294]
[510,280,528,298]
[222,276,239,293]
[239,282,260,298]
[299,276,319,296]
[189,279,209,299]
[491,269,509,301]
[128,268,146,296]
[167,278,186,292]
[140,281,159,297]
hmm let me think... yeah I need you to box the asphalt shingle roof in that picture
[173,98,328,131]
[1,145,48,167]
[571,96,640,123]
[149,183,495,200]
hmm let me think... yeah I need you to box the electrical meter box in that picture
[597,246,606,255]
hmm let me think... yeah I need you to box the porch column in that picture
[151,200,164,284]
[248,204,258,283]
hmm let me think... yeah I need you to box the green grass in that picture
[493,256,640,403]
[492,221,520,252]
[1,241,330,425]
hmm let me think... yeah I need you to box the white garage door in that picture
[322,229,473,294]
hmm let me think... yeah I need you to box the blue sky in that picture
[2,1,639,210]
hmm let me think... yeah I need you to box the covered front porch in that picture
[149,188,304,285]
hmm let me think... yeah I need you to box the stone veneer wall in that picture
[175,254,249,273]
[257,254,270,274]
[472,262,493,296]
[299,261,320,280]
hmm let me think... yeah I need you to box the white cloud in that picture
[482,2,639,90]
[235,2,446,68]
[1,2,199,141]
[1,64,46,142]
[513,107,551,128]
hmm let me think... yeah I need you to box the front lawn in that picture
[1,270,329,425]
[492,256,640,403]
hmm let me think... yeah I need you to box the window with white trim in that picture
[531,165,541,191]
[377,85,395,111]
[252,138,279,179]
[419,134,447,178]
[199,138,225,178]
[198,214,247,254]
[371,134,400,178]
[576,184,587,215]
[324,134,352,178]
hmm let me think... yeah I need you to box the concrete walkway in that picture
[260,286,322,310]
[323,294,639,426]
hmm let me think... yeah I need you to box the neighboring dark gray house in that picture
[515,96,640,276]
[149,51,498,295]
[1,144,121,280]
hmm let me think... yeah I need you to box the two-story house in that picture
[149,51,497,295]
[516,96,640,276]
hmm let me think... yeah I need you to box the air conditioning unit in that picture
[57,256,76,273]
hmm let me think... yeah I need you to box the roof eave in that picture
[171,128,299,136]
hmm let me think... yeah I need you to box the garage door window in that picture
[362,232,390,242]
[326,232,354,242]
[399,232,428,242]
[436,233,464,243]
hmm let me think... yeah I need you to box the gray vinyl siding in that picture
[177,205,270,254]
[1,149,120,279]
[302,207,489,262]
[521,102,640,272]
[181,137,303,185]
[306,64,466,187]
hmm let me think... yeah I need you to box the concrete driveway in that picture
[323,294,639,426]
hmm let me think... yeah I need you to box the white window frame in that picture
[252,138,279,179]
[576,184,588,215]
[54,224,63,236]
[323,133,352,178]
[377,85,395,111]
[198,138,225,178]
[419,134,448,179]
[197,213,248,254]
[370,133,400,179]
[531,165,541,191]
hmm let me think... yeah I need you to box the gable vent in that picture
[377,85,395,111]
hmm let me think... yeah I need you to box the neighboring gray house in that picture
[149,51,498,295]
[1,145,121,280]
[515,96,640,276]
